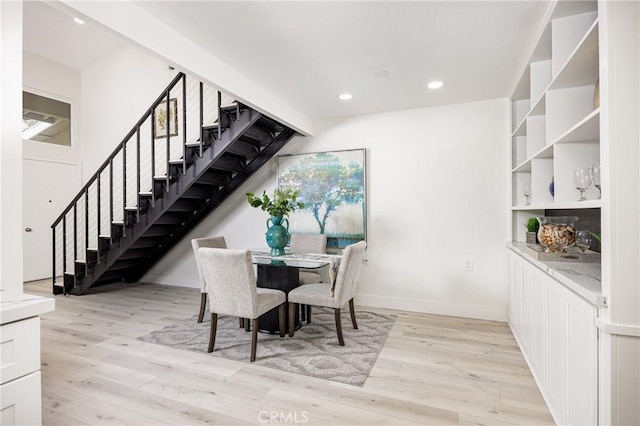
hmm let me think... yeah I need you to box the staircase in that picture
[51,72,296,295]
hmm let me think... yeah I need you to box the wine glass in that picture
[576,230,593,252]
[573,168,592,201]
[591,163,601,199]
[523,183,532,206]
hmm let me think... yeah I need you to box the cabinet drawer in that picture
[0,371,42,426]
[0,317,40,384]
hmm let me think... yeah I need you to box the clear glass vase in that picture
[536,216,578,253]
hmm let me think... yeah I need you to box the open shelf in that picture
[510,0,601,243]
[511,199,602,211]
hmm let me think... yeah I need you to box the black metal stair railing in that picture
[50,72,248,295]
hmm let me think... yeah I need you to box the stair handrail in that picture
[51,72,186,229]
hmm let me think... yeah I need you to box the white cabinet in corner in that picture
[0,294,54,426]
[506,248,598,426]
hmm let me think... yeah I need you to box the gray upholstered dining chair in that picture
[289,233,328,323]
[289,233,328,284]
[198,248,286,362]
[287,241,366,346]
[191,236,228,323]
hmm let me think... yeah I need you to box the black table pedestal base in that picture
[257,264,300,333]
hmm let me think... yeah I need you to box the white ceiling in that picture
[23,1,550,119]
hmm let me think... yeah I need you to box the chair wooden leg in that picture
[250,317,259,362]
[288,302,296,337]
[306,305,312,324]
[349,298,358,329]
[245,318,250,332]
[207,313,217,352]
[239,318,243,328]
[334,308,345,346]
[278,304,285,338]
[301,304,306,321]
[197,293,207,323]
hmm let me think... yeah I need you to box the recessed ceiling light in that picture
[338,93,353,101]
[427,81,444,89]
[371,68,390,78]
[74,17,85,25]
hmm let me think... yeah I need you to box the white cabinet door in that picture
[507,251,518,324]
[544,274,598,426]
[0,372,42,426]
[567,291,597,425]
[522,261,535,352]
[545,275,569,424]
[531,265,546,378]
[513,254,524,335]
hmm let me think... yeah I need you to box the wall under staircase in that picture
[51,72,296,295]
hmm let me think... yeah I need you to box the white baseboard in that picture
[355,293,507,322]
[141,273,199,289]
[142,277,506,322]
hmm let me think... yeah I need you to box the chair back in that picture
[197,248,258,319]
[290,233,327,254]
[332,241,367,306]
[191,236,227,293]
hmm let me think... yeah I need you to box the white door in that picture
[23,159,80,282]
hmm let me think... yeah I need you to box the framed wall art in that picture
[277,148,366,248]
[154,98,178,139]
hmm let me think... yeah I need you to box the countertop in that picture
[0,290,55,325]
[507,242,604,307]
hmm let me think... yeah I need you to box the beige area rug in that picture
[137,307,395,386]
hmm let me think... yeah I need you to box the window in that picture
[22,92,71,146]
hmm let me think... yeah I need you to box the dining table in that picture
[251,250,342,333]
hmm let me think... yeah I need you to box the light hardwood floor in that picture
[26,279,554,426]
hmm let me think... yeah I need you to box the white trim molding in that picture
[595,318,640,337]
[355,293,507,322]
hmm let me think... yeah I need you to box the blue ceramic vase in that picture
[266,215,289,256]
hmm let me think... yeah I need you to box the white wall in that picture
[0,0,24,293]
[80,44,175,180]
[22,51,81,164]
[144,98,510,321]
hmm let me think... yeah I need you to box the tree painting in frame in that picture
[277,149,366,248]
[154,98,178,139]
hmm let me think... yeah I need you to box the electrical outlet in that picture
[464,257,473,271]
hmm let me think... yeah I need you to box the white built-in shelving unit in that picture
[507,2,606,425]
[510,1,601,243]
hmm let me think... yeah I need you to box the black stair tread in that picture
[209,156,245,172]
[109,260,140,271]
[181,184,217,199]
[225,140,259,158]
[185,141,211,148]
[119,249,151,261]
[131,237,164,249]
[155,212,188,225]
[196,171,230,186]
[168,199,203,212]
[144,227,175,237]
